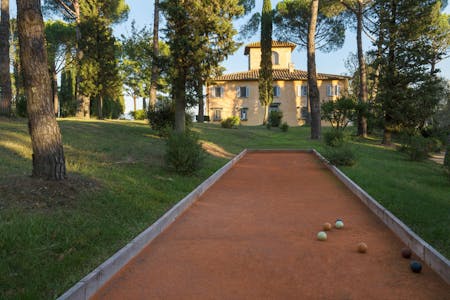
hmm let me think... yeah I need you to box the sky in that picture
[113,0,450,112]
[8,0,450,112]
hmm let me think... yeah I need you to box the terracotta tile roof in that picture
[213,69,349,81]
[244,41,297,55]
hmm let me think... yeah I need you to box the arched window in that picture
[272,51,279,65]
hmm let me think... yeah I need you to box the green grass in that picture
[0,119,449,299]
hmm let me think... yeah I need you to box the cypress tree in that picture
[259,0,273,125]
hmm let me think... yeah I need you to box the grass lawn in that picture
[0,118,449,299]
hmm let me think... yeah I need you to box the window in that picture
[212,86,224,98]
[240,108,248,121]
[301,85,308,96]
[237,86,249,98]
[327,84,341,97]
[273,86,280,97]
[300,106,309,119]
[213,109,222,121]
[272,51,279,65]
[327,85,333,97]
[269,103,280,113]
[335,85,341,96]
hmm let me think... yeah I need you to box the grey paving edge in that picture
[312,149,450,285]
[58,149,248,300]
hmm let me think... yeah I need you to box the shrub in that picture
[221,116,240,128]
[280,122,289,132]
[323,130,345,147]
[129,109,146,120]
[147,103,192,136]
[428,137,443,153]
[268,111,283,127]
[401,135,430,161]
[165,132,204,174]
[324,145,356,166]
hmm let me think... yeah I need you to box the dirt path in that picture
[93,152,449,300]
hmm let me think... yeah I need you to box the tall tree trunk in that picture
[174,68,186,133]
[0,0,12,116]
[197,78,204,122]
[142,97,147,110]
[444,133,449,168]
[17,0,66,180]
[51,69,59,116]
[97,95,103,119]
[356,1,368,137]
[308,0,321,139]
[149,0,159,106]
[73,0,89,118]
[132,94,136,112]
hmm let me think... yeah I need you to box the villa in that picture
[206,41,349,126]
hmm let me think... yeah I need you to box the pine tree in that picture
[16,0,66,180]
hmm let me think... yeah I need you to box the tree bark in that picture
[73,0,89,118]
[0,0,12,116]
[444,133,449,167]
[356,0,368,137]
[149,0,159,106]
[197,78,204,122]
[17,0,66,180]
[174,67,186,133]
[51,69,59,116]
[97,95,103,119]
[142,97,147,110]
[308,0,321,139]
[132,94,136,112]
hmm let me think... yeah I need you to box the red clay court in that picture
[92,152,449,299]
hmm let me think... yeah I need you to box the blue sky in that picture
[114,0,450,80]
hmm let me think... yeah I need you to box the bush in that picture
[324,145,356,166]
[221,116,240,128]
[323,130,345,147]
[268,111,283,127]
[129,109,146,120]
[147,103,192,136]
[280,122,289,132]
[401,135,431,161]
[165,132,204,174]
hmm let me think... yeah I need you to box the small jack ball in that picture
[401,248,412,259]
[335,220,344,229]
[317,231,327,241]
[323,222,332,231]
[357,242,368,253]
[410,261,422,273]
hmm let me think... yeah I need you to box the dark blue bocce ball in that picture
[410,261,422,273]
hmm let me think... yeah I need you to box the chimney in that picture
[288,63,295,73]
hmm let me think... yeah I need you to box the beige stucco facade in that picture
[207,79,348,126]
[207,41,349,126]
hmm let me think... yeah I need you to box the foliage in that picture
[321,97,357,131]
[372,0,444,139]
[400,134,432,161]
[129,109,146,120]
[268,110,283,127]
[258,0,273,124]
[147,101,192,136]
[160,0,243,132]
[323,129,345,147]
[274,0,346,52]
[165,131,204,174]
[323,145,356,166]
[221,116,240,128]
[280,122,289,132]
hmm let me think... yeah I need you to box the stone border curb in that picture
[312,149,450,285]
[58,149,248,300]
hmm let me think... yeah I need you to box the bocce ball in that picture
[335,220,344,229]
[357,242,368,253]
[323,222,332,231]
[401,248,412,259]
[410,261,422,273]
[317,231,327,241]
